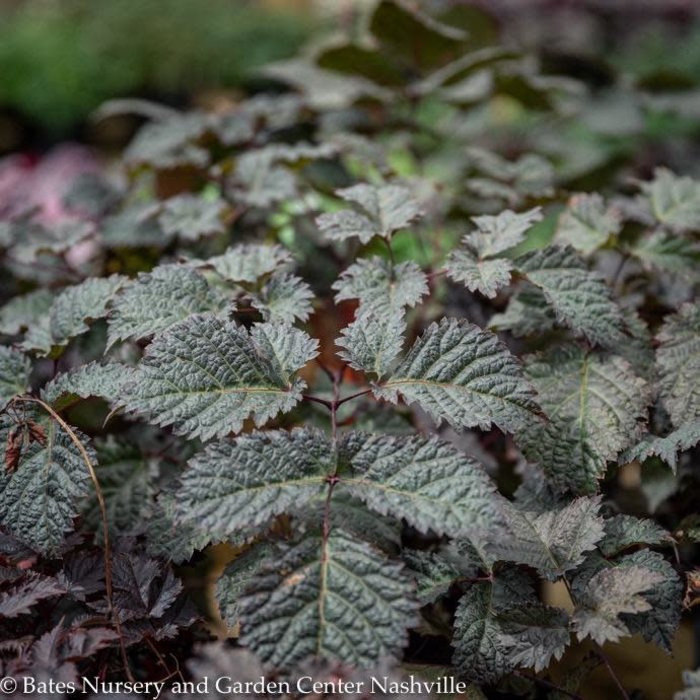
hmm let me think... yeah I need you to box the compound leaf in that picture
[516,245,624,347]
[488,284,557,337]
[573,565,663,645]
[200,244,292,284]
[238,529,417,668]
[519,345,650,492]
[403,547,479,604]
[249,273,314,323]
[572,549,682,651]
[216,543,275,627]
[107,265,228,347]
[0,346,31,410]
[42,361,132,411]
[83,438,157,537]
[249,322,319,381]
[466,208,543,258]
[145,494,212,565]
[316,184,422,243]
[446,253,512,299]
[377,317,541,434]
[656,303,700,427]
[0,289,54,336]
[122,315,315,441]
[494,496,605,580]
[632,231,700,273]
[176,429,329,543]
[453,566,569,683]
[337,309,405,378]
[622,420,700,472]
[556,193,621,255]
[333,257,428,315]
[49,275,127,348]
[341,434,499,537]
[640,168,700,232]
[0,412,93,555]
[598,515,671,558]
[158,193,228,242]
[0,573,65,618]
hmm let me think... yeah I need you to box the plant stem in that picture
[597,651,630,700]
[611,251,630,293]
[302,393,333,409]
[315,357,336,384]
[426,268,447,281]
[303,387,371,410]
[336,388,371,407]
[12,396,135,683]
[383,236,396,278]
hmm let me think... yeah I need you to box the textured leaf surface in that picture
[249,323,320,381]
[445,252,512,298]
[377,318,541,434]
[239,530,417,668]
[633,231,700,273]
[342,434,499,537]
[556,193,621,254]
[229,149,297,208]
[403,547,479,603]
[465,208,543,257]
[158,193,228,241]
[453,566,569,683]
[333,257,428,315]
[615,550,683,651]
[640,168,700,232]
[83,439,156,536]
[656,304,700,427]
[520,345,650,492]
[494,497,605,580]
[176,429,328,543]
[49,275,127,347]
[108,266,227,347]
[337,309,405,378]
[0,573,65,618]
[216,544,274,627]
[202,244,292,283]
[516,246,623,346]
[573,564,663,645]
[0,346,30,409]
[0,289,53,336]
[598,515,671,557]
[42,362,131,410]
[572,549,682,651]
[250,273,314,323]
[316,184,422,243]
[623,421,700,473]
[146,494,212,565]
[0,413,92,554]
[108,552,195,643]
[122,315,315,440]
[488,284,557,337]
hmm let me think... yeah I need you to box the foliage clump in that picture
[2,2,700,697]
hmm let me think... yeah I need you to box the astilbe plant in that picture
[2,2,700,698]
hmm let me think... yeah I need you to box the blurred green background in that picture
[0,0,316,147]
[3,0,700,151]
